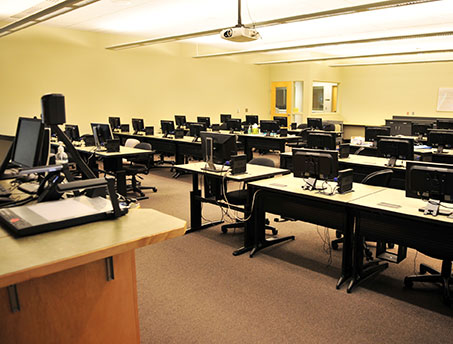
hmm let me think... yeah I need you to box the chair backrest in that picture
[361,169,393,187]
[249,157,275,168]
[135,142,152,151]
[323,123,336,131]
[297,123,307,129]
[125,138,140,148]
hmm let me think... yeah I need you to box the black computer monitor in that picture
[245,115,259,125]
[377,136,414,167]
[64,124,80,141]
[0,135,15,177]
[200,132,237,171]
[260,120,279,135]
[292,148,339,190]
[220,114,232,123]
[91,123,113,147]
[365,126,390,143]
[274,116,288,128]
[307,118,323,130]
[307,131,336,150]
[174,115,187,128]
[406,161,453,216]
[227,118,242,133]
[412,122,432,137]
[436,119,453,130]
[132,118,145,133]
[11,117,45,168]
[197,116,211,128]
[385,120,413,136]
[428,129,453,153]
[189,123,206,141]
[161,120,175,138]
[108,116,121,130]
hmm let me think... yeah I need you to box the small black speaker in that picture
[339,143,350,158]
[336,169,353,194]
[230,154,247,175]
[41,94,66,125]
[145,126,154,136]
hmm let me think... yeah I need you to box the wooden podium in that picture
[0,208,186,343]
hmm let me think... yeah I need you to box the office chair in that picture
[221,157,278,235]
[123,142,157,200]
[125,138,140,148]
[323,123,336,131]
[404,255,452,306]
[331,169,393,250]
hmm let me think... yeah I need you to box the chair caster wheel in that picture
[152,188,157,192]
[221,227,228,234]
[387,243,395,249]
[404,278,413,289]
[419,265,427,274]
[332,242,339,250]
[335,231,342,239]
[272,229,278,236]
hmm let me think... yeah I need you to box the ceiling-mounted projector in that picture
[220,26,261,42]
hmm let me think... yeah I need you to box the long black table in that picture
[247,174,384,288]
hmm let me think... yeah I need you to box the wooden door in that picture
[271,81,292,126]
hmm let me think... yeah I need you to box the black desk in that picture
[115,132,202,164]
[76,146,153,196]
[247,174,384,288]
[236,133,303,161]
[174,162,289,255]
[348,188,453,297]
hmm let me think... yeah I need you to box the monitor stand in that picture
[436,145,445,154]
[192,136,200,142]
[418,200,452,217]
[385,157,397,168]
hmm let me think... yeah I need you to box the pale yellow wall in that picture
[0,25,270,135]
[339,62,453,125]
[269,62,343,123]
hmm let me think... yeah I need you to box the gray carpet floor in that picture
[132,154,453,343]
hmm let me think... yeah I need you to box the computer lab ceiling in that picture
[1,0,453,65]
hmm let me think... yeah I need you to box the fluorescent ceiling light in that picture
[0,0,100,38]
[330,58,453,67]
[106,0,439,50]
[254,49,453,65]
[193,30,453,58]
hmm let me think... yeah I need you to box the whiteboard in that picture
[437,88,453,111]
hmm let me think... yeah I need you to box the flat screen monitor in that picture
[412,122,432,137]
[307,117,323,130]
[274,116,288,128]
[307,131,336,150]
[220,114,232,123]
[245,115,259,125]
[260,120,279,135]
[132,118,145,133]
[200,132,237,166]
[406,161,453,216]
[436,119,453,130]
[293,148,339,189]
[227,118,242,133]
[64,124,80,141]
[174,115,187,128]
[189,123,206,141]
[90,123,113,147]
[385,120,413,136]
[365,126,390,142]
[377,136,414,167]
[197,116,211,128]
[11,117,45,168]
[108,116,121,130]
[428,129,453,152]
[161,120,175,137]
[0,135,15,176]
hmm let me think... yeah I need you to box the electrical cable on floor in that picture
[316,225,332,266]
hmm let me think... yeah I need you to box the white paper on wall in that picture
[437,88,453,111]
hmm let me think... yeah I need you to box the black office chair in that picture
[323,123,336,131]
[221,157,278,235]
[331,169,393,250]
[404,254,452,305]
[123,142,157,200]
